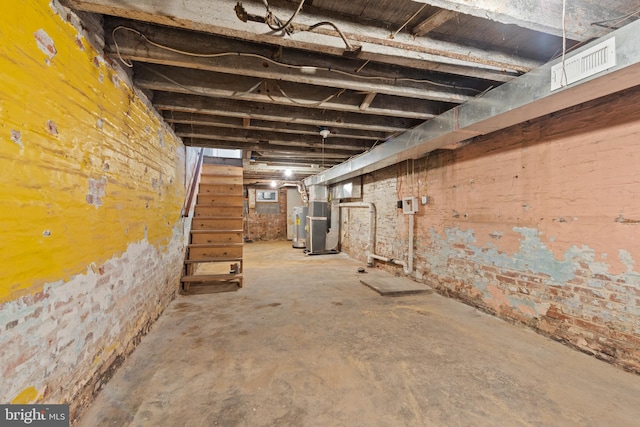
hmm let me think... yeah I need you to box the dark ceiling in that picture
[62,0,639,183]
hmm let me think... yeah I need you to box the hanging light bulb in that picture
[284,169,292,177]
[270,180,277,188]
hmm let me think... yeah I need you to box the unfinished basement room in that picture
[3,0,640,425]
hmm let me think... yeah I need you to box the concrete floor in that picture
[78,241,640,427]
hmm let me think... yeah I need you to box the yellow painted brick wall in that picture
[0,0,184,303]
[0,0,189,417]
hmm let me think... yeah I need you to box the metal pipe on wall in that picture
[368,213,413,275]
[338,202,414,275]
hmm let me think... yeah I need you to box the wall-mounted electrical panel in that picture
[402,197,418,214]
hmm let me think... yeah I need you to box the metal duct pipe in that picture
[296,181,308,204]
[304,19,640,188]
[308,184,328,202]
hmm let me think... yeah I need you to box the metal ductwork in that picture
[304,19,640,187]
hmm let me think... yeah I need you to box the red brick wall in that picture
[245,188,288,241]
[341,86,640,373]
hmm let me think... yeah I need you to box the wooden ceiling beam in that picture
[63,0,530,78]
[359,93,377,111]
[412,10,459,36]
[133,64,444,119]
[173,124,375,151]
[410,0,634,41]
[153,92,421,133]
[162,112,391,141]
[109,24,474,103]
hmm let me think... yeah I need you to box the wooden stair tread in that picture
[184,257,243,264]
[191,229,243,234]
[201,171,243,178]
[188,243,243,248]
[181,274,243,282]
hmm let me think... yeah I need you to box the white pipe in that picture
[364,214,413,275]
[338,202,375,265]
[405,213,414,275]
[338,202,414,275]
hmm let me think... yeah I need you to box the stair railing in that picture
[181,148,205,217]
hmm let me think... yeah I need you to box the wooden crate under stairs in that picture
[182,162,244,293]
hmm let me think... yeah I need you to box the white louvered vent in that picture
[551,37,616,91]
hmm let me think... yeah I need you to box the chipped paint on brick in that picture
[11,386,40,404]
[10,130,23,148]
[86,176,106,207]
[46,119,58,135]
[342,84,640,372]
[34,29,56,61]
[0,0,199,421]
[0,234,185,418]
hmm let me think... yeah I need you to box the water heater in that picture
[292,206,308,249]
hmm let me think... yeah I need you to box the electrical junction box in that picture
[402,197,418,214]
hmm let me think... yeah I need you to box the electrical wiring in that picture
[592,7,640,29]
[271,81,345,107]
[389,3,427,39]
[139,63,264,98]
[550,6,640,62]
[264,0,306,32]
[303,21,360,52]
[111,26,481,93]
[143,61,346,107]
[560,0,568,87]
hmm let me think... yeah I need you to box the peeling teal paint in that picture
[619,249,635,272]
[424,225,640,319]
[512,227,576,283]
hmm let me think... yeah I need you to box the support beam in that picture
[133,64,444,119]
[153,92,422,133]
[183,138,350,161]
[173,124,374,151]
[412,10,459,36]
[109,23,475,103]
[411,0,635,41]
[182,138,259,151]
[162,112,391,141]
[63,0,533,78]
[359,93,377,111]
[305,19,640,186]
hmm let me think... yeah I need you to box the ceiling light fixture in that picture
[284,169,293,177]
[319,128,330,139]
[270,180,277,188]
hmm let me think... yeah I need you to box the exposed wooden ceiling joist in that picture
[153,92,422,133]
[410,0,633,41]
[173,124,374,151]
[60,0,640,181]
[412,10,458,36]
[65,0,536,75]
[108,22,477,103]
[133,64,446,120]
[163,112,391,141]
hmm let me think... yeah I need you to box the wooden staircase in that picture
[181,162,244,293]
